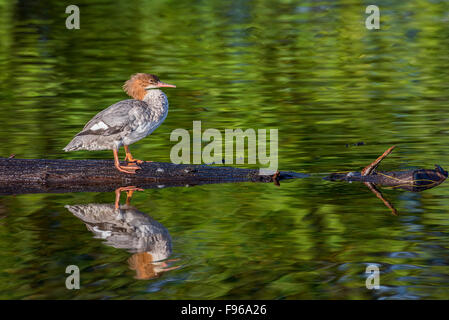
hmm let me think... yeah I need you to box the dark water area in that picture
[1,0,449,299]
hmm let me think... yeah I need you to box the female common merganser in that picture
[63,73,176,174]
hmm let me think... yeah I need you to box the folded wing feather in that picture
[76,99,149,137]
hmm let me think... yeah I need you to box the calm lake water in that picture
[1,0,449,299]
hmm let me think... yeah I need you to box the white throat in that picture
[143,89,168,109]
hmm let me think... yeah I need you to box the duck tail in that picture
[63,136,84,152]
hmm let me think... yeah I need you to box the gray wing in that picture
[76,99,149,137]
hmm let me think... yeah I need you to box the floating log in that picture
[0,158,306,195]
[324,145,448,215]
[1,146,447,205]
[326,163,447,191]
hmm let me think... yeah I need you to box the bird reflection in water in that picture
[65,186,179,280]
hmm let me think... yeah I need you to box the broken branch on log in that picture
[361,145,396,176]
[325,145,448,214]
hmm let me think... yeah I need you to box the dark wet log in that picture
[325,165,448,192]
[325,143,447,194]
[325,145,448,192]
[325,145,448,215]
[327,167,448,215]
[0,158,307,195]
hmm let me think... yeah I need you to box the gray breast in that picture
[122,92,169,146]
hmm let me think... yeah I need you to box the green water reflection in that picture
[1,0,449,299]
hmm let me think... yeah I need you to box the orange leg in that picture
[113,149,141,174]
[125,190,135,206]
[124,145,146,164]
[114,186,144,209]
[158,263,182,272]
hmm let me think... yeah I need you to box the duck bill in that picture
[157,81,176,88]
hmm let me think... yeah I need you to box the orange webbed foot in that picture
[125,155,144,164]
[124,153,144,164]
[115,163,141,174]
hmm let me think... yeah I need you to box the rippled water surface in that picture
[1,0,449,299]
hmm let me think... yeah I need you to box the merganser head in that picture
[123,73,176,100]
